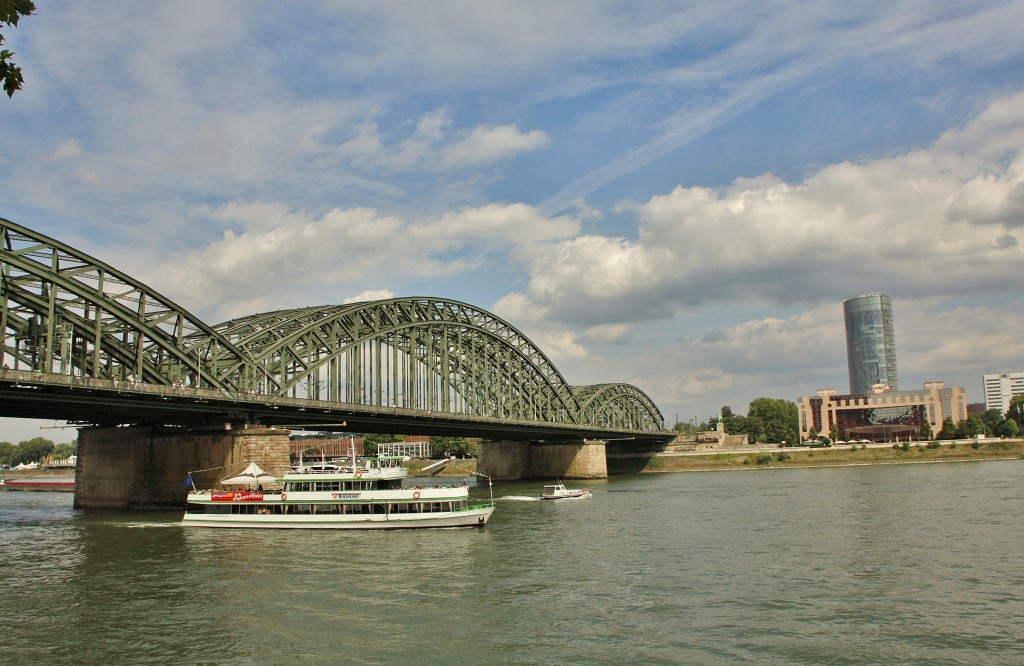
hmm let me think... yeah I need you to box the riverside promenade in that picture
[608,438,1024,473]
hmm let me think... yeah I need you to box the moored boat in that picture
[539,483,591,500]
[182,456,495,529]
[2,476,75,491]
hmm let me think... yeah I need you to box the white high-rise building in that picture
[983,372,1024,415]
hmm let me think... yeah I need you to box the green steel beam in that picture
[2,217,667,433]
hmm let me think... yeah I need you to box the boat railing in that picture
[292,466,359,475]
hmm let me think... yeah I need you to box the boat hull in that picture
[181,505,494,529]
[3,477,75,492]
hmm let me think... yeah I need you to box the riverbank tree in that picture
[430,436,476,458]
[708,399,799,445]
[0,436,55,466]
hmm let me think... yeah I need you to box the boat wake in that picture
[117,522,183,529]
[498,495,540,502]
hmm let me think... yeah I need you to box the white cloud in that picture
[509,91,1024,328]
[423,203,578,249]
[339,109,547,173]
[440,125,548,168]
[344,290,395,304]
[47,140,81,160]
[536,331,589,363]
[148,201,579,321]
[899,301,1024,381]
[6,2,1024,429]
[584,323,634,343]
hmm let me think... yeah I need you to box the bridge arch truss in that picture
[1,218,665,432]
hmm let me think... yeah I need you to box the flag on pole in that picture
[183,473,194,488]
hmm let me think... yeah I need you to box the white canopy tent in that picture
[220,462,278,487]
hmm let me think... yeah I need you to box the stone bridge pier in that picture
[75,424,292,509]
[477,440,607,481]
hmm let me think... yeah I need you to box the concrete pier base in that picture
[75,424,291,509]
[478,440,607,481]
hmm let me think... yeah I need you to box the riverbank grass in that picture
[643,439,1024,472]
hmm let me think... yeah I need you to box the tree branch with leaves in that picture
[1,0,35,98]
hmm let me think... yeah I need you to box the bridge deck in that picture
[0,369,674,444]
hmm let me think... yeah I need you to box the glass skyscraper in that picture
[843,293,898,395]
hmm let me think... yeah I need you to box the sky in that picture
[2,1,1024,444]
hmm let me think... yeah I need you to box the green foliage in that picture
[938,417,957,440]
[925,441,940,449]
[429,436,476,458]
[0,0,35,98]
[362,433,403,445]
[712,398,799,444]
[361,433,403,456]
[5,436,55,466]
[671,421,708,435]
[747,397,799,444]
[955,415,985,439]
[52,442,77,459]
[645,457,664,471]
[774,452,790,462]
[919,419,933,440]
[741,452,778,465]
[0,441,14,465]
[979,409,1005,436]
[996,417,1019,438]
[729,414,754,442]
[900,441,911,452]
[1006,394,1024,428]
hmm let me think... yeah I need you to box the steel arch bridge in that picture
[1,218,666,435]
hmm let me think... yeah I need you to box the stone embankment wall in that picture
[664,431,750,452]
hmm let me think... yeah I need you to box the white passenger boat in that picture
[539,483,592,500]
[182,456,495,529]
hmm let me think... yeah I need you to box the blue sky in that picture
[3,1,1024,443]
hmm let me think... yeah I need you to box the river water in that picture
[1,460,1022,665]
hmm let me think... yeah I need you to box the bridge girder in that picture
[0,218,244,392]
[1,218,666,433]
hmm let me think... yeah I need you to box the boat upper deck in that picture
[286,456,408,482]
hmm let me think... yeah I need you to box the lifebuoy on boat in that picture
[355,470,362,478]
[413,491,421,499]
[280,493,287,501]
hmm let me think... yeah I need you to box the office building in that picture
[797,382,967,443]
[983,372,1024,415]
[843,293,898,394]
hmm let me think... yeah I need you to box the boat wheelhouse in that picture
[182,456,495,529]
[539,483,592,500]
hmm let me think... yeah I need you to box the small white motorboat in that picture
[540,483,592,500]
